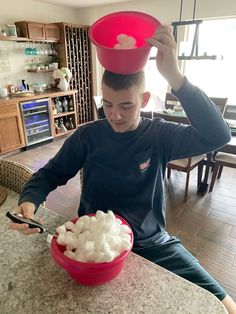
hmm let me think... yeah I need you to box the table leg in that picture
[197,152,214,195]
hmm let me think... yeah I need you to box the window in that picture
[143,47,168,112]
[183,18,236,106]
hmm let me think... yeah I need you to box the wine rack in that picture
[57,23,94,125]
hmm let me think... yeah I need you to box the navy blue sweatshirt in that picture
[19,78,231,247]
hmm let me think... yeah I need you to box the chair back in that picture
[165,92,179,110]
[153,112,190,125]
[210,97,228,115]
[0,159,33,194]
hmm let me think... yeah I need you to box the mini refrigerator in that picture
[20,98,52,146]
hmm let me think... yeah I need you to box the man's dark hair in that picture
[102,70,145,91]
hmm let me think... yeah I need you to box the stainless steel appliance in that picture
[20,98,52,146]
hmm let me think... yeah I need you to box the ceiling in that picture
[35,0,136,9]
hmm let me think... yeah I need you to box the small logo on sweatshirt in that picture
[139,158,151,172]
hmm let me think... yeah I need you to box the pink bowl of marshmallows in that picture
[50,211,133,286]
[88,11,161,74]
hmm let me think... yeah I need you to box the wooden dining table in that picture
[0,189,227,314]
[151,109,236,195]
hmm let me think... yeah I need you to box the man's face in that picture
[102,84,149,133]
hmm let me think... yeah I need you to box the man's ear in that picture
[141,91,151,108]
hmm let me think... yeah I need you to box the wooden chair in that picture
[165,93,227,116]
[154,112,205,202]
[167,156,205,202]
[0,159,45,207]
[153,112,189,124]
[165,92,179,110]
[209,153,236,192]
[210,97,228,115]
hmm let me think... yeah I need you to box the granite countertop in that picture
[0,190,227,314]
[0,89,78,104]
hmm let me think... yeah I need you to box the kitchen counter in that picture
[0,89,78,104]
[0,190,227,314]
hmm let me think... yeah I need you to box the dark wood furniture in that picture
[165,92,179,110]
[209,152,236,192]
[164,93,228,116]
[210,97,228,115]
[167,156,205,202]
[57,23,94,125]
[154,112,205,202]
[209,136,236,192]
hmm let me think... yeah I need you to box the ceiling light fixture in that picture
[172,0,218,60]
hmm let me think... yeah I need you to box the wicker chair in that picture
[0,159,45,207]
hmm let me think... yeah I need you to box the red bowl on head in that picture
[88,11,161,74]
[50,213,134,286]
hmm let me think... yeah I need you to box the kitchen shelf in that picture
[53,111,75,118]
[0,36,28,42]
[54,129,75,137]
[0,36,59,43]
[28,69,54,73]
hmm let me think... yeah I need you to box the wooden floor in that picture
[4,137,236,301]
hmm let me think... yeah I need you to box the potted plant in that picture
[53,67,72,91]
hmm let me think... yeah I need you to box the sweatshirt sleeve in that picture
[18,128,84,211]
[161,77,231,161]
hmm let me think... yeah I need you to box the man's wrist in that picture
[169,73,185,92]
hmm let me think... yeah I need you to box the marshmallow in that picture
[56,210,132,263]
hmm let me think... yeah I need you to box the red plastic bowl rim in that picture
[51,213,134,268]
[88,11,161,51]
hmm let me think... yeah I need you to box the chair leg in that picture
[217,165,223,179]
[184,172,190,202]
[197,161,204,187]
[209,162,220,192]
[167,167,171,179]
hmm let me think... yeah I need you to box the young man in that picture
[9,26,236,312]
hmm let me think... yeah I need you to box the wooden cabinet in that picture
[0,101,25,153]
[49,91,78,137]
[15,21,60,41]
[27,22,45,40]
[45,24,61,41]
[57,23,94,124]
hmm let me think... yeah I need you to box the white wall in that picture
[0,0,79,90]
[77,0,236,24]
[0,0,79,24]
[76,0,236,95]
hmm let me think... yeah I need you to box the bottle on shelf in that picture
[52,102,57,115]
[68,96,74,111]
[55,97,63,113]
[62,97,68,112]
[69,117,75,129]
[65,119,70,130]
[54,120,60,134]
[59,118,67,132]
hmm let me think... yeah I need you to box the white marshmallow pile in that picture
[113,34,137,49]
[56,210,132,263]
